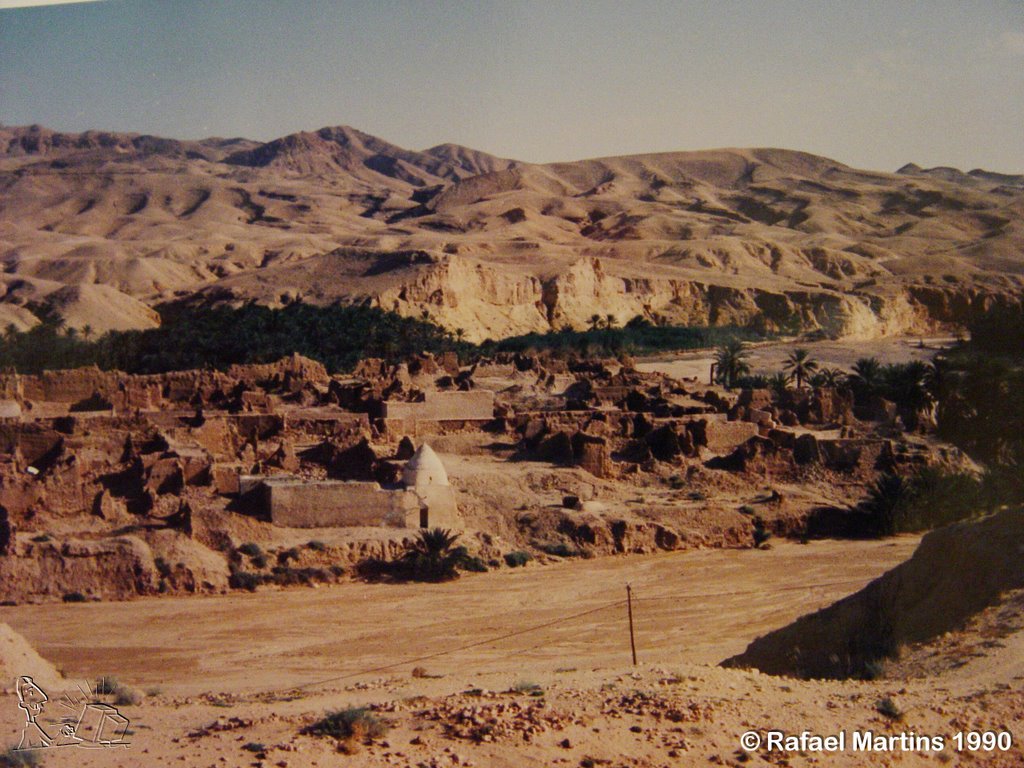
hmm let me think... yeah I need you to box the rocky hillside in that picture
[1,124,1022,340]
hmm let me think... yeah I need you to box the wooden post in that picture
[626,584,637,665]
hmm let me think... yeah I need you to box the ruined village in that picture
[0,342,961,603]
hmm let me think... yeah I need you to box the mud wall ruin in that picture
[262,478,462,530]
[381,390,494,421]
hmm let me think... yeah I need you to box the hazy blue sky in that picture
[2,0,1022,172]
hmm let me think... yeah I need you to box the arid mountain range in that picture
[1,123,1022,340]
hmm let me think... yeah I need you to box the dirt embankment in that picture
[723,507,1024,679]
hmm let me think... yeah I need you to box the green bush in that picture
[303,707,388,740]
[237,542,263,558]
[536,541,583,558]
[229,571,262,591]
[62,591,87,603]
[94,676,140,706]
[459,556,489,573]
[752,517,771,548]
[267,566,333,586]
[306,540,328,552]
[512,680,544,696]
[504,551,532,568]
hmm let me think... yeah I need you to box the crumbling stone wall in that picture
[382,390,495,421]
[266,479,419,528]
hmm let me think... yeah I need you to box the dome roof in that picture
[402,443,449,487]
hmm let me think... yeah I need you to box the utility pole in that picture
[626,584,637,665]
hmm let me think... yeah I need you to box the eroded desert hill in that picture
[1,123,1022,340]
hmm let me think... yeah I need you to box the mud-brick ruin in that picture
[0,347,972,603]
[249,443,461,529]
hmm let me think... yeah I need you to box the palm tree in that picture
[82,324,94,341]
[768,372,789,396]
[604,313,617,330]
[858,473,912,536]
[714,340,751,390]
[882,361,933,416]
[588,314,603,331]
[850,357,882,395]
[783,348,818,389]
[400,528,465,582]
[812,367,846,389]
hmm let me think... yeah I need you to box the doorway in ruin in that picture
[419,507,429,528]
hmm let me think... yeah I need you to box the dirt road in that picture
[1,537,919,696]
[636,336,954,381]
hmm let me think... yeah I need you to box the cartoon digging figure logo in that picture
[15,676,131,752]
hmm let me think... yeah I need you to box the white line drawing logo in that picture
[15,676,131,752]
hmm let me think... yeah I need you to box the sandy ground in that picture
[0,537,936,765]
[1,538,920,695]
[635,336,956,382]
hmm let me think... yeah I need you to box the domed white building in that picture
[402,444,449,488]
[402,443,460,529]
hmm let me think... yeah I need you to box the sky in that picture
[1,0,1022,173]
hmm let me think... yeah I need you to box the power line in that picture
[249,575,872,698]
[634,578,869,602]
[261,597,628,696]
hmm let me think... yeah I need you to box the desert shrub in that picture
[752,517,771,548]
[268,566,333,586]
[875,697,903,720]
[536,541,583,558]
[94,675,138,704]
[29,533,50,543]
[228,571,262,591]
[114,686,141,706]
[62,591,87,603]
[251,553,268,569]
[738,505,756,516]
[862,659,889,681]
[153,557,172,578]
[306,540,328,552]
[304,707,388,740]
[277,547,301,565]
[94,676,119,695]
[459,555,488,572]
[241,743,265,753]
[504,551,532,568]
[237,542,263,558]
[512,680,544,696]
